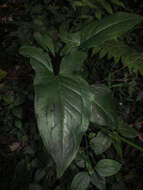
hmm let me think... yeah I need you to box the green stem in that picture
[102,128,143,152]
[118,135,143,152]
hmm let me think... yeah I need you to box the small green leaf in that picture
[95,10,102,20]
[70,172,90,190]
[88,132,96,139]
[90,172,106,190]
[95,159,121,177]
[118,122,137,138]
[102,1,113,14]
[34,32,55,55]
[90,132,112,155]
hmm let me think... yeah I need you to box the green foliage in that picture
[90,85,118,128]
[20,47,94,178]
[34,32,55,55]
[90,173,106,190]
[93,40,143,75]
[19,12,143,181]
[60,49,88,76]
[34,72,93,178]
[79,12,143,48]
[90,131,112,155]
[2,1,143,189]
[19,46,52,72]
[68,0,125,19]
[118,122,138,138]
[95,159,121,177]
[70,172,90,190]
[58,12,143,50]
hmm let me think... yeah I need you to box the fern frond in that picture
[93,40,143,75]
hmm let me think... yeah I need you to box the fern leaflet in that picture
[93,40,143,75]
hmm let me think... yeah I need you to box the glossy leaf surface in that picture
[80,12,143,48]
[90,85,117,128]
[95,159,121,177]
[70,172,90,190]
[33,70,93,177]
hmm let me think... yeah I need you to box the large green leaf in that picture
[33,67,93,177]
[60,49,88,76]
[95,159,121,177]
[90,132,112,155]
[19,45,94,177]
[80,12,143,48]
[90,85,118,129]
[19,45,53,72]
[70,172,90,190]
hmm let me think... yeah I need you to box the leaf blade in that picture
[95,159,121,177]
[34,72,94,177]
[90,132,112,155]
[80,12,143,48]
